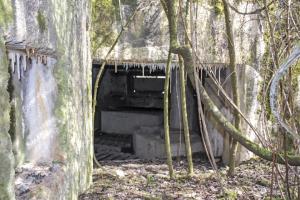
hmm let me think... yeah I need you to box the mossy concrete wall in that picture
[0,0,15,199]
[49,0,93,198]
[1,0,92,199]
[0,38,15,200]
[94,1,264,65]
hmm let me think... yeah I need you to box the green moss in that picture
[223,189,238,200]
[212,0,224,16]
[7,65,16,141]
[292,62,300,86]
[0,36,11,140]
[0,31,15,200]
[37,10,46,33]
[0,0,12,27]
[53,57,70,152]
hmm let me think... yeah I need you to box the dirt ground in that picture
[79,157,298,200]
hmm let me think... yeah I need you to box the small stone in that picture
[115,169,126,178]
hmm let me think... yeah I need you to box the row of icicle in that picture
[8,49,49,81]
[109,60,227,75]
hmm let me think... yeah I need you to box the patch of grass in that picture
[218,189,238,200]
[146,174,155,186]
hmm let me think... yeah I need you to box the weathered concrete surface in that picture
[1,0,92,199]
[203,65,263,163]
[0,38,15,200]
[133,127,203,159]
[236,65,263,163]
[94,1,264,65]
[0,0,15,199]
[95,0,169,61]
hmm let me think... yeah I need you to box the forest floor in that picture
[79,157,298,200]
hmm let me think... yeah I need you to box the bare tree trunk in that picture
[179,55,194,176]
[222,0,241,176]
[163,50,174,178]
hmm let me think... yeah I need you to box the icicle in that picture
[114,61,117,73]
[42,55,47,66]
[142,64,144,76]
[23,55,27,72]
[8,52,15,73]
[46,57,51,67]
[17,54,21,80]
[16,54,19,79]
[160,63,164,71]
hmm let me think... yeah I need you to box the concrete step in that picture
[133,126,203,159]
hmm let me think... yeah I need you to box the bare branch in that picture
[270,44,300,140]
[226,0,274,15]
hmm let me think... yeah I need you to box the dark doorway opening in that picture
[92,62,166,161]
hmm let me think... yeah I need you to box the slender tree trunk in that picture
[222,0,241,176]
[92,8,138,168]
[163,50,174,178]
[179,55,194,176]
[161,0,194,176]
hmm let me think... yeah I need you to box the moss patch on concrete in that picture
[0,1,15,199]
[0,36,15,200]
[37,10,47,33]
[212,0,224,16]
[50,0,93,198]
[0,0,13,27]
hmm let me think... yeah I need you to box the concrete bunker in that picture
[92,60,230,161]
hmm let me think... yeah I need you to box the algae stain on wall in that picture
[0,39,16,200]
[0,0,13,27]
[37,10,46,33]
[23,57,57,163]
[0,0,15,199]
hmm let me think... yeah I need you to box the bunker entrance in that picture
[93,62,166,161]
[92,61,205,161]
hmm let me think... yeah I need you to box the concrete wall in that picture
[0,36,15,200]
[0,0,93,199]
[0,1,15,199]
[203,65,263,162]
[95,0,264,65]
